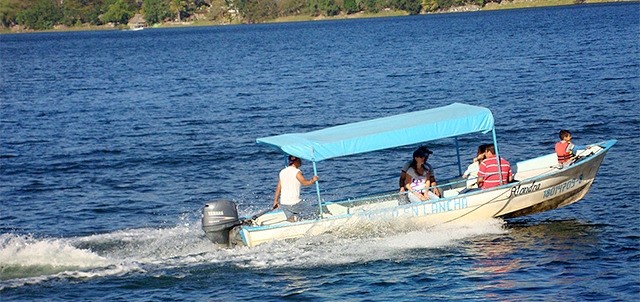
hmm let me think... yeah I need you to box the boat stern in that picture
[202,200,241,247]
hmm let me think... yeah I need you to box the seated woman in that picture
[405,149,440,203]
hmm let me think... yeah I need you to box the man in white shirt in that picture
[273,155,319,221]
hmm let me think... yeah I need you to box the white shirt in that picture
[406,167,428,192]
[402,161,435,178]
[463,161,480,188]
[279,165,301,205]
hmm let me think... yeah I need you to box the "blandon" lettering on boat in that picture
[509,181,541,198]
[543,175,584,198]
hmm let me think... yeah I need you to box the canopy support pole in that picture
[491,128,504,185]
[312,161,323,217]
[455,137,462,176]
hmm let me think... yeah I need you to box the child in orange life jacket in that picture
[555,130,588,168]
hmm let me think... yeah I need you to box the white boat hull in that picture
[222,140,614,247]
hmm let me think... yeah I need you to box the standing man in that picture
[399,146,441,197]
[477,145,513,189]
[273,155,319,222]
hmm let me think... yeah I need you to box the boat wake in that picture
[0,214,506,289]
[0,218,212,289]
[228,218,508,269]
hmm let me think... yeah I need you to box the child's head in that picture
[476,144,488,156]
[559,130,572,141]
[475,144,489,161]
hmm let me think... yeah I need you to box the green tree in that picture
[307,0,339,16]
[16,0,62,30]
[61,0,84,26]
[359,0,384,13]
[0,0,25,28]
[391,0,421,14]
[279,0,305,16]
[320,0,340,16]
[343,0,358,14]
[60,0,107,26]
[103,0,134,24]
[422,0,438,11]
[168,0,187,21]
[75,0,108,25]
[207,0,226,21]
[236,0,278,23]
[142,0,168,24]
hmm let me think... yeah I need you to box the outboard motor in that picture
[202,200,240,246]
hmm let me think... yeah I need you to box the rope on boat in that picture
[438,185,513,225]
[431,148,604,226]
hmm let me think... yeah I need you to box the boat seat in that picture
[443,189,461,198]
[253,211,288,226]
[350,200,398,213]
[325,203,349,216]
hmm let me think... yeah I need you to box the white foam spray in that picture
[0,212,506,289]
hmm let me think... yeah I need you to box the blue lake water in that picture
[1,2,639,300]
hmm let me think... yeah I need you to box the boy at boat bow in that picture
[556,130,589,168]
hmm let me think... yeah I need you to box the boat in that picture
[128,14,146,31]
[202,103,615,247]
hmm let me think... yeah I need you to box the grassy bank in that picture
[272,9,409,23]
[483,0,620,10]
[0,0,631,34]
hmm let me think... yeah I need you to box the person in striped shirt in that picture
[477,144,513,189]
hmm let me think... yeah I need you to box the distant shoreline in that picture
[0,0,632,35]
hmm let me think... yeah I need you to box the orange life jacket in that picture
[555,141,573,163]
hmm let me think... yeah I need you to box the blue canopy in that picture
[257,103,495,162]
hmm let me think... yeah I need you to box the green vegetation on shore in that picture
[0,0,627,33]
